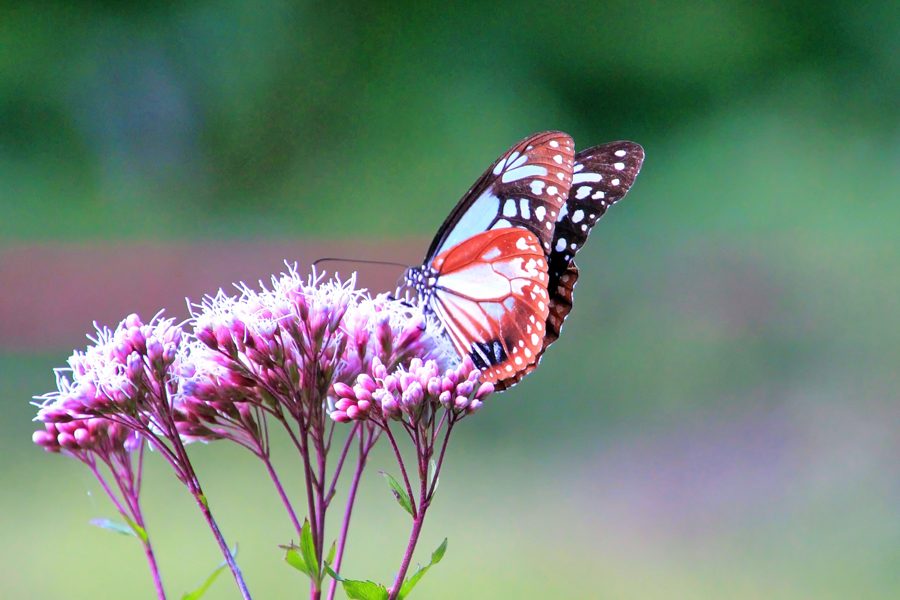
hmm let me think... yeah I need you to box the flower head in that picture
[183,267,454,428]
[34,312,184,426]
[331,356,493,424]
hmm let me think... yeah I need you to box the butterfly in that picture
[404,131,644,390]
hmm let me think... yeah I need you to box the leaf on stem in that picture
[284,545,311,577]
[181,546,238,600]
[301,518,320,580]
[397,538,448,599]
[427,459,439,495]
[326,540,337,567]
[90,517,148,543]
[289,518,320,581]
[342,579,389,600]
[380,471,414,516]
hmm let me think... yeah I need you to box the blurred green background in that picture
[2,1,899,598]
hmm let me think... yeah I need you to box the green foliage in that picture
[89,517,147,543]
[283,519,324,586]
[381,471,414,516]
[342,579,390,600]
[180,547,237,600]
[398,538,448,599]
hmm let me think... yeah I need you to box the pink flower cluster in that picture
[177,269,453,442]
[33,313,184,447]
[332,356,493,424]
[33,417,140,457]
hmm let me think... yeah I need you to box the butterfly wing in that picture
[493,141,645,390]
[424,131,575,262]
[427,227,550,386]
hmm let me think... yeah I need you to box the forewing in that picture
[425,131,575,262]
[501,141,644,389]
[428,228,551,387]
[549,141,644,286]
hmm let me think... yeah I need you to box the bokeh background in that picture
[2,1,898,598]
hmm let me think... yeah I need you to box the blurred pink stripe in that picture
[0,240,424,351]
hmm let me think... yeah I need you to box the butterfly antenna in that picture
[311,257,411,270]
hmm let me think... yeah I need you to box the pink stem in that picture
[262,456,303,536]
[326,429,376,600]
[387,491,427,600]
[383,423,417,517]
[189,486,252,600]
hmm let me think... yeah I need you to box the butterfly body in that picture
[406,132,644,389]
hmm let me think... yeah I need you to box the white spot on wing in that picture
[575,186,591,200]
[535,206,546,221]
[519,198,530,219]
[557,203,568,221]
[573,172,602,184]
[572,210,584,223]
[530,180,545,195]
[555,238,567,252]
[503,199,517,217]
[502,165,547,183]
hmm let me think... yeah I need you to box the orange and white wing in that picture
[427,227,550,386]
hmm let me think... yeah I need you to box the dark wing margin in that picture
[494,141,644,390]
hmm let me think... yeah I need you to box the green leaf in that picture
[381,471,414,516]
[325,540,337,566]
[299,519,320,581]
[342,579,389,600]
[284,545,311,577]
[398,538,448,599]
[324,563,344,582]
[428,459,439,495]
[181,546,238,600]
[431,538,447,564]
[90,517,147,542]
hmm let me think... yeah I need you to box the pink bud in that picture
[426,377,442,397]
[456,381,474,397]
[73,428,91,446]
[57,432,79,450]
[454,395,470,410]
[438,390,452,408]
[125,313,143,328]
[475,382,494,399]
[346,405,361,420]
[333,382,355,398]
[331,410,350,423]
[32,430,56,447]
[197,326,218,349]
[357,399,371,413]
[352,385,372,402]
[467,399,483,413]
[357,374,377,393]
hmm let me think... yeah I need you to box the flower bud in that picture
[333,382,355,399]
[475,382,494,400]
[455,380,474,397]
[357,374,377,393]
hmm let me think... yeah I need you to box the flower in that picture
[182,267,454,430]
[33,312,183,426]
[33,416,140,459]
[331,356,494,424]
